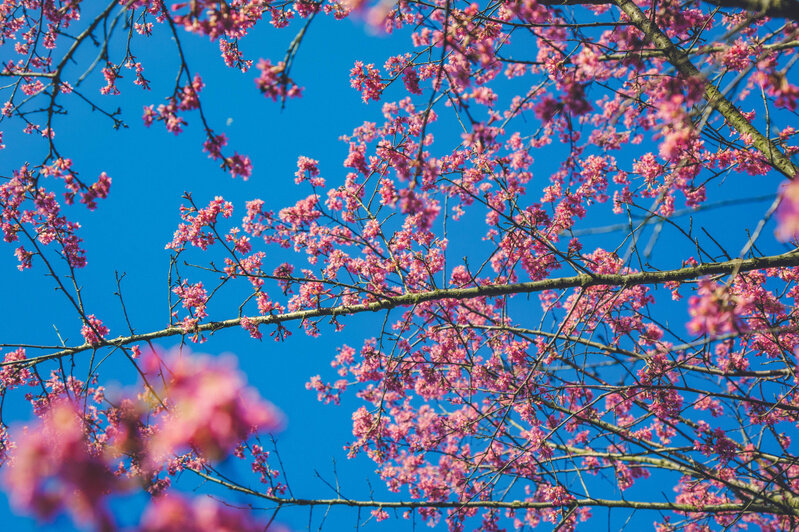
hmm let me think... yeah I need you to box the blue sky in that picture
[0,11,421,531]
[0,5,794,531]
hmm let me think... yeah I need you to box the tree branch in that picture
[189,467,799,514]
[613,0,799,178]
[701,0,799,19]
[7,251,799,367]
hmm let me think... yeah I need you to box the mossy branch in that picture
[7,251,799,367]
[190,467,799,515]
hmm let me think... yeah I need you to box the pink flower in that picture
[255,59,302,101]
[100,64,120,95]
[240,315,262,339]
[165,196,234,251]
[13,246,33,270]
[202,134,252,180]
[775,179,799,241]
[3,400,117,528]
[81,314,109,346]
[149,352,283,461]
[350,61,384,102]
[177,74,203,111]
[295,156,324,186]
[139,493,267,532]
[686,279,751,337]
[226,152,252,180]
[172,281,208,320]
[80,172,111,211]
[219,38,252,72]
[0,348,30,389]
[720,40,751,71]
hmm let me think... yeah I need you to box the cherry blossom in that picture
[147,350,283,461]
[139,494,269,532]
[2,0,799,529]
[3,400,117,529]
[776,178,799,242]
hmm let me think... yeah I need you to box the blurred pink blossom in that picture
[139,493,270,532]
[775,179,799,242]
[3,400,117,529]
[149,351,283,461]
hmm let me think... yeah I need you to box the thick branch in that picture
[190,468,799,514]
[613,0,799,178]
[7,251,799,367]
[544,0,799,19]
[701,0,799,19]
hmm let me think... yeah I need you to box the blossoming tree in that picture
[2,0,799,529]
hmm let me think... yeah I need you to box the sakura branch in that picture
[3,0,799,530]
[2,250,798,367]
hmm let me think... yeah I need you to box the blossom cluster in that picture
[4,0,799,529]
[1,348,282,531]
